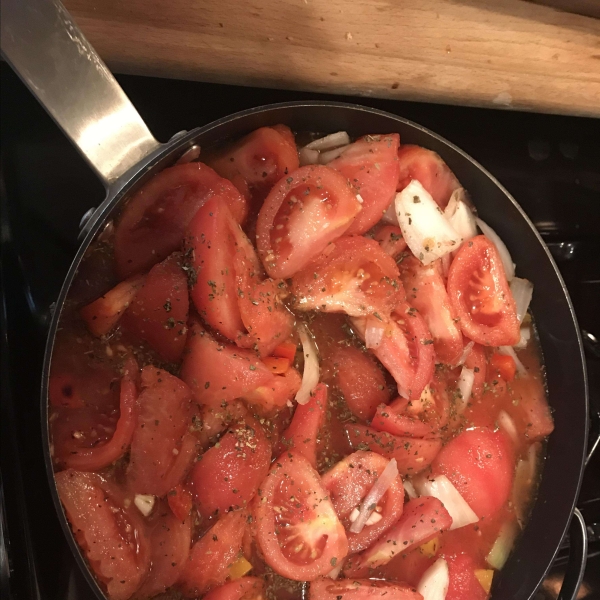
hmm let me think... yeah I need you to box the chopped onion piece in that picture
[295,324,320,405]
[512,442,541,527]
[319,145,350,164]
[395,181,462,265]
[476,218,515,280]
[456,367,475,413]
[305,131,351,151]
[456,341,474,367]
[299,146,320,166]
[381,201,398,225]
[445,189,477,242]
[134,494,155,517]
[498,346,527,377]
[403,479,418,499]
[417,557,450,600]
[364,315,385,349]
[510,277,534,323]
[514,326,531,350]
[498,410,518,444]
[487,520,519,569]
[413,474,479,530]
[349,458,398,534]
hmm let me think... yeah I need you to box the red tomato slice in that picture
[510,375,554,442]
[262,356,291,374]
[373,225,408,259]
[253,452,348,581]
[207,125,299,203]
[447,236,520,347]
[127,367,199,497]
[272,341,298,362]
[445,553,488,600]
[136,507,192,598]
[464,342,487,399]
[371,398,435,439]
[352,303,435,401]
[432,427,515,518]
[292,236,403,318]
[345,424,442,476]
[114,162,247,279]
[121,253,189,362]
[55,470,150,600]
[400,256,462,365]
[203,577,266,600]
[396,145,461,209]
[179,509,248,596]
[256,165,362,279]
[59,357,139,471]
[80,274,145,337]
[310,578,423,600]
[181,320,300,411]
[276,383,327,468]
[344,496,452,574]
[329,134,401,234]
[167,484,193,521]
[190,416,272,517]
[321,451,405,554]
[489,352,516,382]
[324,345,389,421]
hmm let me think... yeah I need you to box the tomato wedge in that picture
[396,145,461,209]
[59,356,139,471]
[207,125,299,203]
[329,134,400,234]
[121,253,189,362]
[445,553,489,600]
[344,496,452,574]
[167,484,193,521]
[179,509,248,596]
[400,256,462,365]
[509,374,555,442]
[489,352,516,382]
[276,383,327,467]
[345,424,442,476]
[371,398,435,439]
[292,236,403,319]
[203,577,266,600]
[352,303,435,401]
[373,225,408,259]
[55,470,150,600]
[253,452,348,581]
[127,367,199,497]
[256,165,362,279]
[447,236,519,347]
[114,162,247,278]
[432,427,515,518]
[321,451,405,554]
[310,578,423,600]
[190,416,272,517]
[464,342,487,399]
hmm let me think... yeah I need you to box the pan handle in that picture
[0,0,161,188]
[557,508,588,600]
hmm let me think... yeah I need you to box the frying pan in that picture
[0,0,590,598]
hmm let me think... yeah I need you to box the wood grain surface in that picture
[64,0,600,117]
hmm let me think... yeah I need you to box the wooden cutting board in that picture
[64,0,600,117]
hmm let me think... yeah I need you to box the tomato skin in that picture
[80,274,145,337]
[344,496,453,574]
[373,225,408,259]
[276,383,327,468]
[325,345,389,421]
[445,553,489,600]
[448,236,520,347]
[329,134,401,235]
[55,470,150,600]
[253,452,348,581]
[292,236,403,318]
[203,577,266,600]
[400,256,462,365]
[432,428,515,518]
[490,353,516,382]
[167,484,193,521]
[321,451,405,554]
[396,145,461,209]
[127,367,199,497]
[114,162,247,279]
[190,417,272,517]
[310,578,424,600]
[345,424,442,476]
[256,165,362,279]
[371,399,435,439]
[464,343,487,399]
[179,509,248,596]
[121,253,189,362]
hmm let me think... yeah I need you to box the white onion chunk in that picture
[295,324,320,405]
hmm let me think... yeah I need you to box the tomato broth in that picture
[48,126,553,600]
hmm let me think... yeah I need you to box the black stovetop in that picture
[1,64,599,600]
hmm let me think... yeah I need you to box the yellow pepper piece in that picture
[475,569,494,593]
[228,555,253,580]
[419,537,439,558]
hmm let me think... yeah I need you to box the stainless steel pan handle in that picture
[0,0,160,188]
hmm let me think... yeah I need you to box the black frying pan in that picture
[0,0,590,599]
